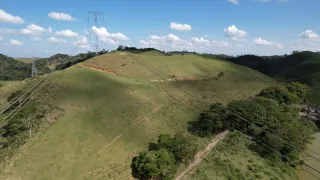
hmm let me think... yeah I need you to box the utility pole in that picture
[31,58,38,78]
[88,11,104,55]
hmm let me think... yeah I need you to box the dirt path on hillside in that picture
[175,130,229,180]
[150,77,212,82]
[78,63,120,76]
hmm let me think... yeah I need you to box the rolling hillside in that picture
[0,52,277,179]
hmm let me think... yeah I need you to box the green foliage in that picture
[154,134,197,163]
[190,103,228,136]
[132,134,197,179]
[132,148,176,179]
[55,51,96,70]
[286,82,311,102]
[227,100,267,129]
[0,54,31,80]
[117,46,163,54]
[258,86,300,104]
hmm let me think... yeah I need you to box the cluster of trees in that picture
[190,82,317,165]
[117,46,162,54]
[131,134,197,180]
[55,51,97,70]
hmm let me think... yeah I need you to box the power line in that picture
[0,76,48,116]
[31,58,38,77]
[0,77,50,129]
[88,11,104,55]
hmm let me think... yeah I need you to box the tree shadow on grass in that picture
[187,120,208,138]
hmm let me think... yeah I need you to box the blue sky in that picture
[0,0,319,57]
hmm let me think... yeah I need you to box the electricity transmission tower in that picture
[88,11,104,55]
[31,58,37,77]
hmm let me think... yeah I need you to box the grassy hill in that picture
[0,52,278,179]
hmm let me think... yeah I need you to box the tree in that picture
[258,86,300,105]
[227,100,267,131]
[132,148,176,179]
[155,134,197,163]
[192,103,228,136]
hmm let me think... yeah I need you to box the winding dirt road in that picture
[175,130,229,180]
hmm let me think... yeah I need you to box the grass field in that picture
[0,52,276,179]
[15,58,39,64]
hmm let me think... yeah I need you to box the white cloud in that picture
[224,25,247,41]
[74,36,89,48]
[170,22,192,31]
[168,34,181,41]
[253,38,283,48]
[10,39,22,46]
[56,29,78,37]
[101,37,118,45]
[31,37,42,42]
[299,30,319,40]
[48,37,67,44]
[139,34,229,52]
[20,24,52,36]
[228,0,239,5]
[212,40,230,47]
[91,26,129,40]
[0,28,17,34]
[236,44,244,48]
[191,37,210,46]
[0,9,24,24]
[48,12,76,21]
[0,36,2,41]
[259,0,288,2]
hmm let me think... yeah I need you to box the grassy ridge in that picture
[0,52,275,179]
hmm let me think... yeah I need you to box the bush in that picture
[285,82,311,102]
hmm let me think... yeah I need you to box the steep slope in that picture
[0,52,276,179]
